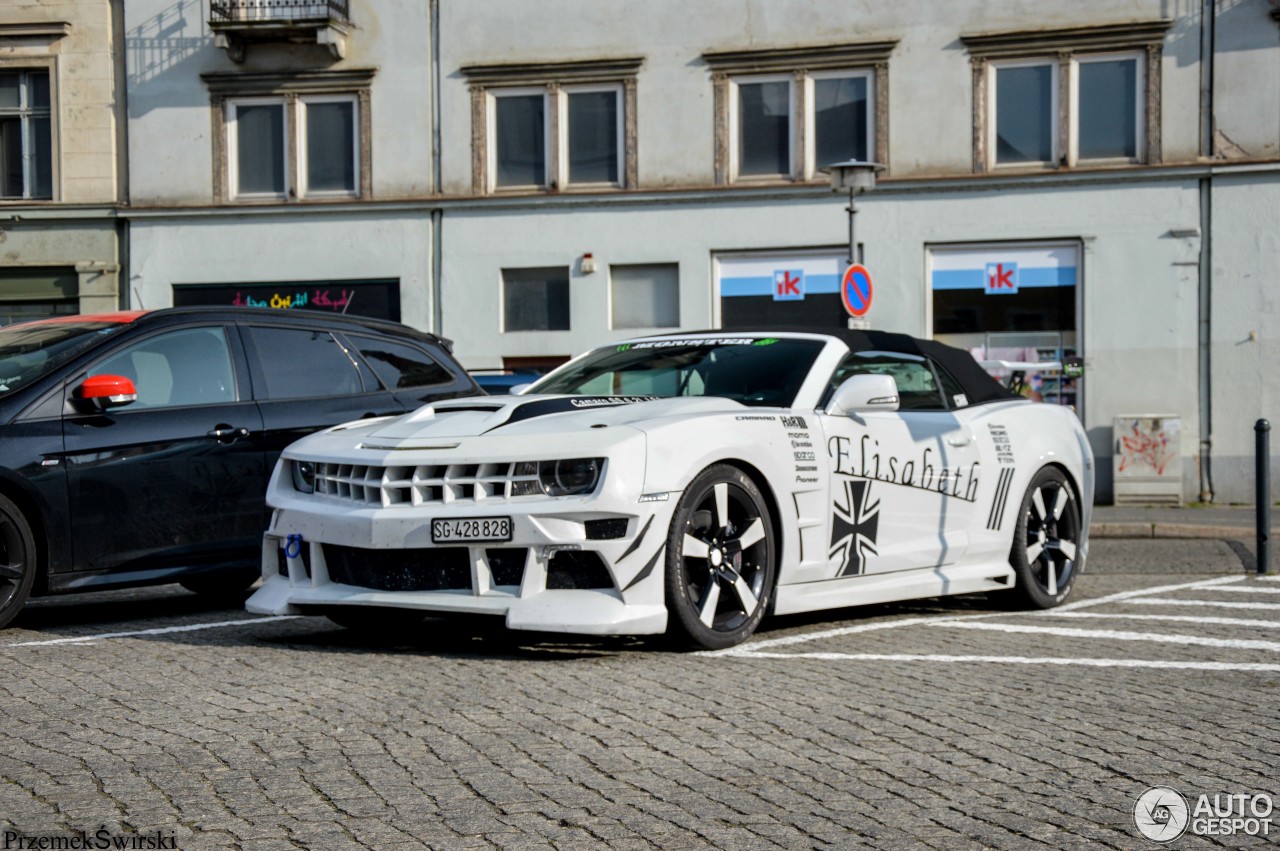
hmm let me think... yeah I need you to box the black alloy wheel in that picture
[0,494,37,630]
[665,464,776,650]
[1008,467,1081,608]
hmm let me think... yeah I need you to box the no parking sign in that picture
[841,264,873,317]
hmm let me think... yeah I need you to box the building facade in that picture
[0,0,126,321]
[105,1,1280,502]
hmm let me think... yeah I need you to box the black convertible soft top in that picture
[674,327,1016,406]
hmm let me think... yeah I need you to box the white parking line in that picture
[728,652,1280,672]
[711,573,1269,665]
[2,616,303,648]
[1131,598,1280,611]
[1193,585,1280,594]
[1045,612,1280,629]
[932,621,1280,652]
[1048,575,1245,612]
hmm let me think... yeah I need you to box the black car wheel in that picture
[664,465,776,650]
[0,494,37,630]
[1008,467,1081,608]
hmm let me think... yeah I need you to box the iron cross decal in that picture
[830,479,880,576]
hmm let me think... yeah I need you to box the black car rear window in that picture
[347,334,455,390]
[0,321,129,397]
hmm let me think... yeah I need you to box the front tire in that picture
[1008,467,1081,608]
[664,465,776,650]
[0,494,37,631]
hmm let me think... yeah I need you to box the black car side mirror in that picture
[76,374,139,411]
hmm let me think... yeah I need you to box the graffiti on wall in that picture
[1117,418,1179,477]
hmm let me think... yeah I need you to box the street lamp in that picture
[823,159,885,266]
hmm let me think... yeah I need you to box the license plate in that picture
[431,516,512,543]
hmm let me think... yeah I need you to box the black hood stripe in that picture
[483,396,660,432]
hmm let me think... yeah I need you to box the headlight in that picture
[291,460,316,494]
[538,458,603,496]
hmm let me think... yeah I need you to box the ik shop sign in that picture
[985,262,1020,295]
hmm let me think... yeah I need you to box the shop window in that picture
[205,69,373,202]
[463,59,641,193]
[610,263,679,329]
[962,21,1169,171]
[0,69,52,200]
[503,267,570,332]
[703,41,895,184]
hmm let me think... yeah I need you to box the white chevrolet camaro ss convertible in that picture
[247,330,1094,649]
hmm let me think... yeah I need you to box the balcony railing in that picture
[209,0,350,25]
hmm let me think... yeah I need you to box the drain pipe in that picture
[1197,0,1215,503]
[429,0,444,337]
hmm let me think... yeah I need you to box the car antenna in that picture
[342,291,355,314]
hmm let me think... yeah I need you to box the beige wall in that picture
[0,0,122,203]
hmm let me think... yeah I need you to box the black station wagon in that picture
[0,307,480,628]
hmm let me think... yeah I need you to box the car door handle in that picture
[208,425,251,444]
[946,435,972,447]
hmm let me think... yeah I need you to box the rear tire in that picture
[1007,467,1081,608]
[664,465,776,650]
[0,494,36,630]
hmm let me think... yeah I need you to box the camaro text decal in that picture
[828,434,981,502]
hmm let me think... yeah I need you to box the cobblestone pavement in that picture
[1,540,1277,850]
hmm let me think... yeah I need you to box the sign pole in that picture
[846,188,857,266]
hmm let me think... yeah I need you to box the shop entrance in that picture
[929,242,1081,410]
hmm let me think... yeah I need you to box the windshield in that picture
[529,336,825,407]
[0,321,129,396]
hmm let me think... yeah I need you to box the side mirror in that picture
[76,374,138,410]
[509,383,532,395]
[825,374,899,417]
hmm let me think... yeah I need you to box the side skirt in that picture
[772,560,1016,616]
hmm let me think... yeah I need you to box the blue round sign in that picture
[841,264,873,317]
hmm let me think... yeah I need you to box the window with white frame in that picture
[992,61,1057,166]
[962,21,1169,172]
[729,71,874,181]
[703,41,896,185]
[227,94,359,199]
[489,84,624,191]
[463,58,641,195]
[205,69,373,203]
[989,53,1143,168]
[0,69,53,200]
[811,71,873,172]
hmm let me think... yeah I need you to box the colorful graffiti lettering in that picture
[229,289,352,312]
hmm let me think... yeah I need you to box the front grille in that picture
[324,544,471,591]
[309,461,544,507]
[319,545,530,592]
